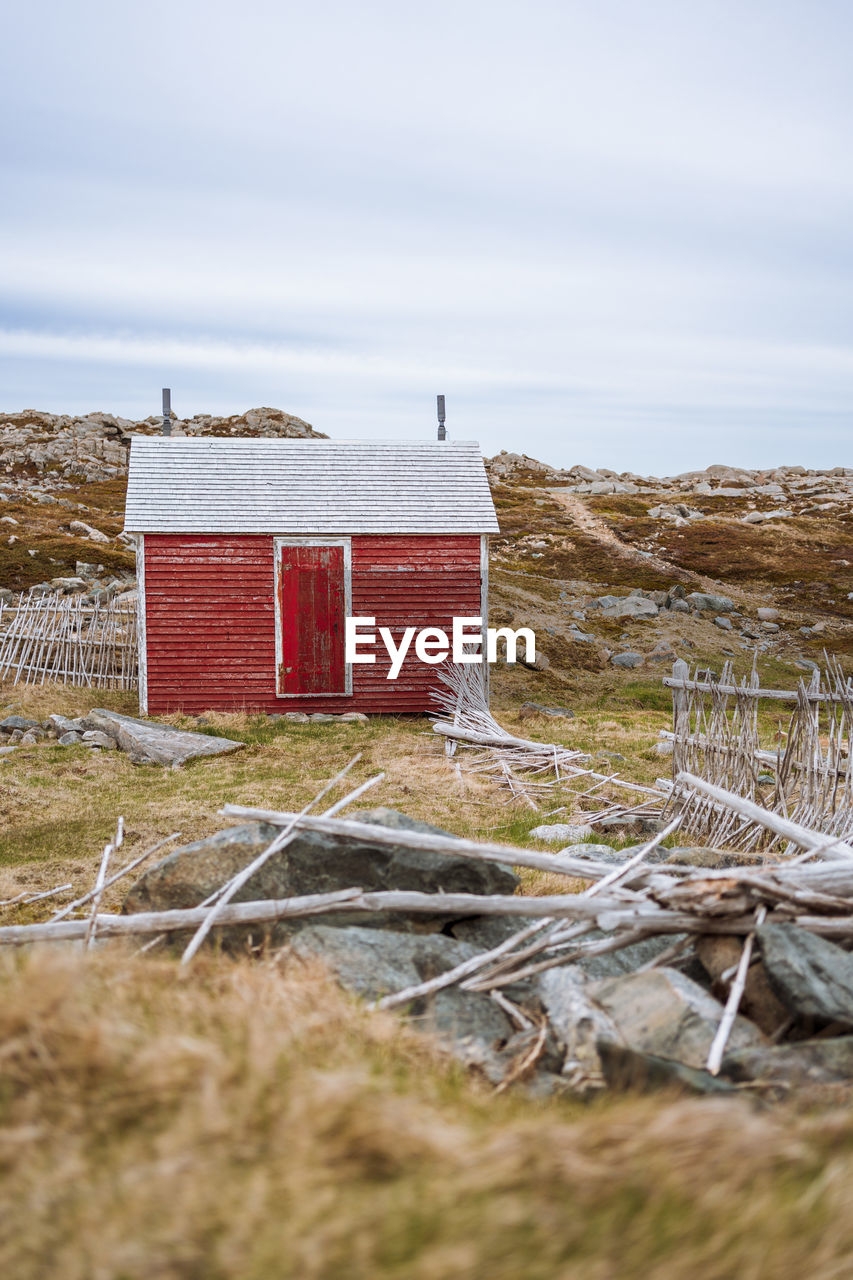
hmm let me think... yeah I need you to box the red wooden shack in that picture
[124,438,499,715]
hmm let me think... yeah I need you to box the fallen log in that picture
[220,804,669,885]
[675,772,853,861]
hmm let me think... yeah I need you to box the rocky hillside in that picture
[0,406,323,489]
[0,407,323,596]
[0,417,850,687]
[486,453,853,692]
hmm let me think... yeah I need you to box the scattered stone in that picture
[519,651,550,671]
[287,925,519,1079]
[757,607,779,621]
[756,924,853,1025]
[742,509,793,524]
[687,592,735,614]
[339,712,369,723]
[597,596,658,620]
[48,713,86,734]
[19,730,44,745]
[695,934,788,1035]
[58,731,83,746]
[69,520,111,543]
[0,716,40,731]
[530,822,594,844]
[558,844,635,864]
[714,616,733,631]
[611,652,643,669]
[281,712,310,723]
[0,745,18,757]
[82,730,118,750]
[519,702,575,720]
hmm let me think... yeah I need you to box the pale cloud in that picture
[1,0,851,470]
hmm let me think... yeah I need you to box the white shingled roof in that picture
[124,437,499,534]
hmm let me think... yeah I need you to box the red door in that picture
[278,545,346,695]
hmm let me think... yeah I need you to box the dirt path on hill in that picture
[545,488,745,599]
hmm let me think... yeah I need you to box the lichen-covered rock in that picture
[588,968,765,1069]
[757,924,853,1025]
[124,809,519,937]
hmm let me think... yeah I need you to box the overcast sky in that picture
[2,0,851,472]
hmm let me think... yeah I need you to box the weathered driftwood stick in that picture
[489,989,534,1031]
[585,814,682,897]
[663,675,849,704]
[465,925,662,992]
[0,883,72,910]
[6,881,853,949]
[85,817,123,950]
[0,888,366,945]
[432,721,667,799]
[221,805,626,882]
[50,832,182,923]
[493,1022,548,1094]
[675,772,853,861]
[180,755,366,966]
[706,906,767,1075]
[376,918,554,1011]
[322,771,385,817]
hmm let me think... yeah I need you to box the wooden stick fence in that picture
[0,592,138,689]
[666,655,853,849]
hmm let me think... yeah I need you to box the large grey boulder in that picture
[287,924,527,1079]
[124,809,519,935]
[722,1037,853,1088]
[83,708,242,767]
[756,924,853,1025]
[536,937,690,1087]
[588,968,765,1069]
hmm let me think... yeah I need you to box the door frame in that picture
[274,536,353,698]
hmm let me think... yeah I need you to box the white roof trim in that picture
[124,437,500,534]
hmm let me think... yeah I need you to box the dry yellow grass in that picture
[1,946,853,1280]
[0,674,676,912]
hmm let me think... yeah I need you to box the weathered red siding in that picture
[142,534,482,714]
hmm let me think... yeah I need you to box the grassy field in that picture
[0,672,675,909]
[2,671,853,1275]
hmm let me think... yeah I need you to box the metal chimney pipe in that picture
[436,394,446,441]
[162,387,171,437]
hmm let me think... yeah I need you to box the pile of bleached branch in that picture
[1,770,850,955]
[430,662,667,816]
[4,768,853,1073]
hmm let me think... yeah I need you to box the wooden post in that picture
[671,658,690,776]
